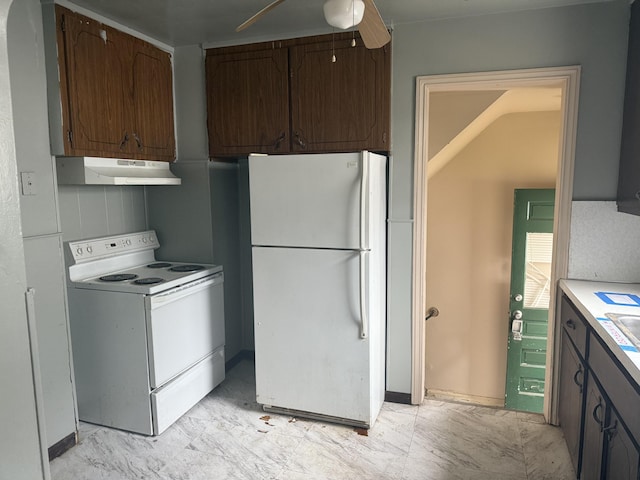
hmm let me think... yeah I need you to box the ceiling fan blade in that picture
[358,0,390,49]
[236,0,287,32]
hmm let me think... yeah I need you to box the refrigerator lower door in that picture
[253,246,382,427]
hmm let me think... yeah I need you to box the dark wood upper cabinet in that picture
[617,0,640,214]
[289,39,390,153]
[205,33,391,157]
[58,11,129,156]
[206,48,290,156]
[130,40,175,159]
[55,6,175,161]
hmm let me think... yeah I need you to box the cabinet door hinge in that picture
[67,130,73,145]
[60,16,65,33]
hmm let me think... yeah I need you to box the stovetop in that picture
[65,230,222,295]
[73,260,223,295]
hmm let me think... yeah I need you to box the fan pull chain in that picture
[332,30,336,62]
[352,0,356,47]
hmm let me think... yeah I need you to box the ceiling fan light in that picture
[323,0,365,30]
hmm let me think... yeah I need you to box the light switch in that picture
[20,171,36,195]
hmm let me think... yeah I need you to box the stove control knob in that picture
[76,247,83,255]
[148,235,155,243]
[142,237,148,243]
[87,246,93,253]
[126,239,132,246]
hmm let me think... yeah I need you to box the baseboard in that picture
[384,391,412,404]
[225,349,255,372]
[426,389,504,408]
[48,431,77,461]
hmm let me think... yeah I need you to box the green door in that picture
[504,189,555,413]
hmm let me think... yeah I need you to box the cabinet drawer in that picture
[560,295,588,359]
[589,334,640,442]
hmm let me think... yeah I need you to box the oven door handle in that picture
[148,273,223,309]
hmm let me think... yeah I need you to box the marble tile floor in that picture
[50,360,575,480]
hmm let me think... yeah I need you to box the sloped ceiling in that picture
[428,87,563,178]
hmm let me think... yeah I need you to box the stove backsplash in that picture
[58,185,147,242]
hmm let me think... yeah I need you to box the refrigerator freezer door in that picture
[252,246,375,425]
[249,152,370,249]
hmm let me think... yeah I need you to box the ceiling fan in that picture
[236,0,391,49]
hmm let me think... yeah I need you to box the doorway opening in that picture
[411,67,580,422]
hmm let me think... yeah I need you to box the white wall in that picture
[386,0,630,393]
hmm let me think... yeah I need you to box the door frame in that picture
[411,66,580,422]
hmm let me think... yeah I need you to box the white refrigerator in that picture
[249,151,387,428]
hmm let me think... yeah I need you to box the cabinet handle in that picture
[293,131,306,149]
[573,365,583,393]
[132,133,143,151]
[565,318,576,330]
[119,133,129,150]
[274,132,285,150]
[604,419,618,441]
[593,399,604,432]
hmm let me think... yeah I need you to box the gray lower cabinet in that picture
[581,374,605,479]
[558,294,640,480]
[558,330,585,473]
[605,407,639,480]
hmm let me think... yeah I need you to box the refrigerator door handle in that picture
[359,152,370,251]
[359,153,370,340]
[359,249,369,339]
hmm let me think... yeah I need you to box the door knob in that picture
[425,307,440,321]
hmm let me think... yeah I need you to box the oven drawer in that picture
[151,348,225,434]
[146,273,225,388]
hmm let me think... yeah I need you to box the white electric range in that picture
[65,230,226,435]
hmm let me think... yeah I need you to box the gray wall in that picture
[58,185,147,241]
[174,45,209,160]
[385,0,630,393]
[146,162,215,263]
[9,0,78,450]
[209,162,244,359]
[1,0,48,477]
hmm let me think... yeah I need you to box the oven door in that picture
[145,272,225,388]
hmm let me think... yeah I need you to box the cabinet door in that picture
[289,39,390,153]
[58,7,129,156]
[603,408,640,480]
[130,41,176,160]
[581,374,605,480]
[558,330,585,474]
[617,0,640,215]
[206,48,290,156]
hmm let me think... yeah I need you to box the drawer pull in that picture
[573,365,583,393]
[566,318,576,330]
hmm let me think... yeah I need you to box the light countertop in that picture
[559,279,640,387]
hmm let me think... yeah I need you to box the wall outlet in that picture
[20,171,36,195]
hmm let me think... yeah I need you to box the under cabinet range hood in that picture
[56,157,182,186]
